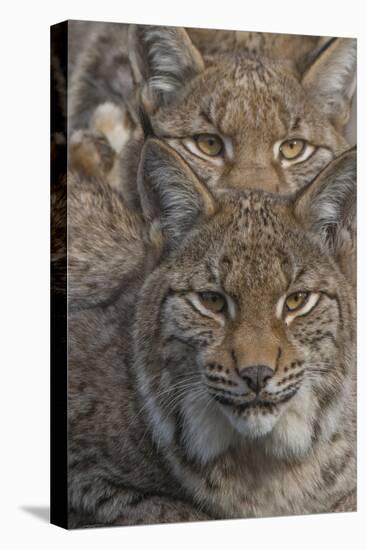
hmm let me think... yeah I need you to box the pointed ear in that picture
[128,25,204,112]
[137,139,216,250]
[294,147,356,278]
[302,38,356,130]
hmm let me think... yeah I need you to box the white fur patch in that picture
[186,293,226,327]
[313,168,356,233]
[273,139,315,168]
[313,39,357,107]
[140,27,204,100]
[181,393,237,464]
[285,292,320,326]
[226,294,237,320]
[135,368,175,448]
[92,102,131,154]
[181,138,225,166]
[266,384,315,459]
[275,294,286,320]
[226,409,279,439]
[223,136,234,160]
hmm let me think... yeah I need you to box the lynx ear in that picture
[137,139,216,250]
[128,25,204,112]
[302,38,356,129]
[294,148,356,277]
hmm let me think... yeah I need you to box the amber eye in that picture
[195,134,224,156]
[285,292,309,312]
[280,139,306,160]
[198,291,226,313]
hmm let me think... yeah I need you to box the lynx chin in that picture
[66,141,356,527]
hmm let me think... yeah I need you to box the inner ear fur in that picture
[137,138,216,250]
[128,25,205,112]
[302,37,357,129]
[293,147,356,271]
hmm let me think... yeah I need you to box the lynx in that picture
[68,141,356,527]
[69,24,356,207]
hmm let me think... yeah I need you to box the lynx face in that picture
[156,204,343,444]
[146,58,343,194]
[130,28,356,194]
[134,141,356,464]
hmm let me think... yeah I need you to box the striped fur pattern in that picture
[67,142,356,527]
[69,23,356,208]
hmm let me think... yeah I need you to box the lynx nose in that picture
[239,365,274,393]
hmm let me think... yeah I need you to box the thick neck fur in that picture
[67,159,356,524]
[134,278,355,460]
[128,181,356,517]
[132,258,355,506]
[132,302,355,518]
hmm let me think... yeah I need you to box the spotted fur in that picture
[68,142,356,527]
[69,23,356,207]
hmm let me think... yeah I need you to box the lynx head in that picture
[129,26,356,194]
[134,139,356,465]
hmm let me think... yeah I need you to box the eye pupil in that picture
[195,134,223,156]
[279,139,306,160]
[285,291,309,312]
[198,291,226,313]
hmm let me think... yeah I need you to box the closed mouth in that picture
[210,387,298,412]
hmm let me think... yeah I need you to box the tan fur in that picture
[66,142,356,527]
[68,24,356,208]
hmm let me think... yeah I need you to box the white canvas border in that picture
[0,1,363,549]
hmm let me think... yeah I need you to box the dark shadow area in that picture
[20,506,50,523]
